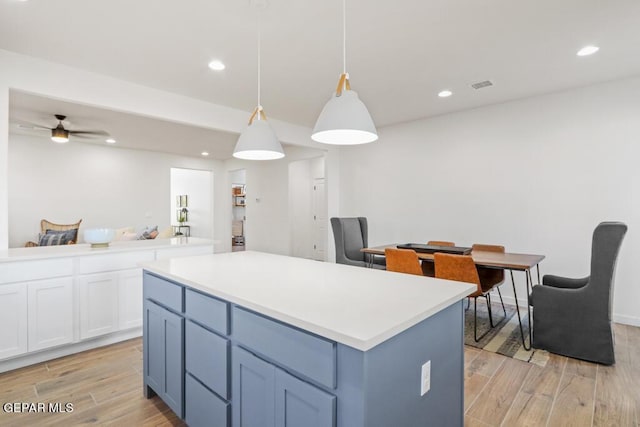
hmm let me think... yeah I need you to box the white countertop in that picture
[0,237,214,263]
[141,251,476,351]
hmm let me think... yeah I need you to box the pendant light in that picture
[312,0,377,145]
[233,12,285,160]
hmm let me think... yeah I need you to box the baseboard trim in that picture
[0,328,142,374]
[612,314,640,327]
[490,294,640,327]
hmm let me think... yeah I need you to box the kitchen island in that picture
[142,251,475,427]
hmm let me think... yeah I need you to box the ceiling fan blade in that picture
[16,122,52,130]
[16,124,50,131]
[68,130,109,136]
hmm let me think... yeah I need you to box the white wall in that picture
[338,76,640,326]
[217,146,328,256]
[0,48,326,251]
[8,134,219,247]
[170,168,214,239]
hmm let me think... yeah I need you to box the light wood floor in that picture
[0,323,638,426]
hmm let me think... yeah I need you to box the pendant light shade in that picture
[233,112,284,160]
[232,10,285,161]
[312,84,377,145]
[311,0,377,145]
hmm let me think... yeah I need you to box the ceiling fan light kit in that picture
[51,125,69,143]
[312,0,378,145]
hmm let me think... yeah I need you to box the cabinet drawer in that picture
[78,250,154,274]
[0,259,73,284]
[186,320,229,399]
[143,273,183,313]
[233,307,336,389]
[186,373,229,427]
[186,289,228,334]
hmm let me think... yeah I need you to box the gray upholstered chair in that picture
[330,217,384,269]
[530,222,627,365]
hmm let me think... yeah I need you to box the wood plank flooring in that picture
[0,323,638,426]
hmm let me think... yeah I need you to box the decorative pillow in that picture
[120,232,137,241]
[114,226,136,241]
[156,226,173,239]
[39,229,77,246]
[138,226,159,240]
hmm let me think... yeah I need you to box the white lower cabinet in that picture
[78,273,119,339]
[27,278,74,352]
[0,284,28,359]
[118,268,143,330]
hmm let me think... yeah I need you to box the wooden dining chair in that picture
[434,253,495,342]
[385,248,423,276]
[421,240,455,277]
[471,244,507,326]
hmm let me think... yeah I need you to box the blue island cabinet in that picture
[233,346,335,427]
[143,271,464,427]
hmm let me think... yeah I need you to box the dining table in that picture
[361,244,545,350]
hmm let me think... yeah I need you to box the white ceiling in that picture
[1,0,639,129]
[9,90,241,159]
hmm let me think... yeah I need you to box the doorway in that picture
[229,169,246,252]
[170,168,214,238]
[288,157,326,261]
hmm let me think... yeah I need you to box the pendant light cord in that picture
[342,0,346,75]
[257,13,262,118]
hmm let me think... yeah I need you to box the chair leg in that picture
[497,286,507,317]
[474,297,492,342]
[486,293,495,328]
[466,297,470,311]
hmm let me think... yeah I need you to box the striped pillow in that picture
[38,229,77,246]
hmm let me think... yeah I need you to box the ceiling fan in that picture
[17,114,109,143]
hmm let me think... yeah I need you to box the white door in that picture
[28,277,73,351]
[78,273,119,339]
[311,178,327,261]
[0,283,28,359]
[118,269,143,330]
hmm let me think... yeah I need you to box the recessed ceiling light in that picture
[105,138,116,144]
[577,45,599,56]
[201,151,209,156]
[208,60,226,71]
[438,90,453,98]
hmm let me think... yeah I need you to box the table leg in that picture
[509,269,532,351]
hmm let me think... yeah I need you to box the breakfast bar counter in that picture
[142,251,475,427]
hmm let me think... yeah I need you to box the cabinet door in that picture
[27,277,73,351]
[144,300,184,418]
[232,346,275,427]
[118,268,143,330]
[0,283,28,359]
[78,273,118,339]
[275,369,336,427]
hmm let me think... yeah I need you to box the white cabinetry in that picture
[27,278,73,351]
[118,268,143,330]
[0,284,28,359]
[78,251,153,339]
[78,273,119,339]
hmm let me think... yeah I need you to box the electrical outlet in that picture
[420,360,431,396]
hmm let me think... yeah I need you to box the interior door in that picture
[312,178,327,261]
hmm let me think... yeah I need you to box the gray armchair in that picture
[330,217,385,269]
[530,222,627,365]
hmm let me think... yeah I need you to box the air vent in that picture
[471,80,493,90]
